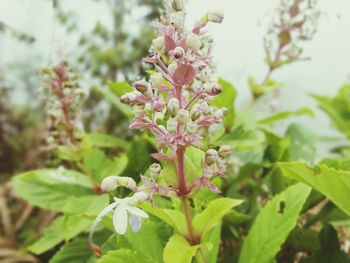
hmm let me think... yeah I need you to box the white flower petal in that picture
[113,204,128,234]
[126,205,149,219]
[89,202,118,241]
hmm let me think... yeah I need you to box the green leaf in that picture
[193,197,243,237]
[202,223,222,263]
[140,202,187,235]
[212,78,237,127]
[248,75,283,97]
[28,215,91,254]
[97,248,153,263]
[12,169,92,211]
[50,237,93,263]
[163,234,199,263]
[94,85,132,118]
[258,107,314,125]
[62,194,109,216]
[108,81,133,97]
[84,133,129,150]
[238,183,311,263]
[83,148,110,180]
[277,162,350,216]
[117,221,167,262]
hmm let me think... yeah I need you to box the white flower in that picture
[100,176,136,192]
[89,194,149,240]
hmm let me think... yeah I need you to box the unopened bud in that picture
[120,92,136,104]
[205,149,218,165]
[153,36,164,52]
[177,109,190,124]
[135,80,149,93]
[208,10,224,23]
[218,145,233,158]
[172,0,184,11]
[190,107,201,121]
[206,84,222,96]
[150,73,163,88]
[117,176,137,189]
[101,176,119,192]
[173,46,185,59]
[186,33,201,50]
[150,163,161,178]
[167,118,178,132]
[214,109,224,119]
[168,98,180,117]
[170,12,184,28]
[199,101,209,113]
[168,62,177,74]
[186,122,198,133]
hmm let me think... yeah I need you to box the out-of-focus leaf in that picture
[238,183,311,263]
[94,85,132,118]
[12,169,92,211]
[83,148,110,180]
[277,162,350,215]
[108,81,133,97]
[28,215,91,254]
[163,234,199,263]
[258,107,314,125]
[62,194,109,216]
[212,78,237,127]
[84,133,129,150]
[248,75,283,97]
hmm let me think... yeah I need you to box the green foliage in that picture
[163,234,200,263]
[238,183,311,263]
[97,249,152,263]
[248,75,283,98]
[312,84,350,138]
[277,162,350,215]
[193,198,243,237]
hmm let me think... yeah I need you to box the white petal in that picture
[89,202,118,241]
[113,204,128,234]
[126,205,149,219]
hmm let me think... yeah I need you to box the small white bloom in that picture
[100,176,136,192]
[152,36,164,52]
[90,195,149,240]
[150,72,163,88]
[186,33,201,50]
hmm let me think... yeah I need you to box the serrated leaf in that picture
[163,234,199,263]
[238,183,311,263]
[277,162,350,216]
[193,198,243,237]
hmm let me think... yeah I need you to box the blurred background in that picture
[1,1,350,262]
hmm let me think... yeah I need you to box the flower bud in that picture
[117,176,137,189]
[208,9,224,23]
[168,98,180,117]
[205,84,222,96]
[190,107,201,121]
[152,36,164,52]
[150,163,161,178]
[177,109,190,124]
[171,0,184,11]
[167,117,178,132]
[218,145,233,158]
[186,122,198,133]
[199,101,209,113]
[168,62,177,74]
[150,73,163,88]
[135,80,149,93]
[153,97,165,112]
[101,176,119,192]
[205,149,218,165]
[173,46,185,59]
[186,33,201,50]
[170,12,184,28]
[120,92,136,104]
[214,109,224,119]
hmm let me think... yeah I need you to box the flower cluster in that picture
[91,0,232,247]
[264,0,319,71]
[40,61,86,148]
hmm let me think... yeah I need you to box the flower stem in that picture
[181,197,197,244]
[177,146,187,196]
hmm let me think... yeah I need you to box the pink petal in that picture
[164,35,177,52]
[172,64,197,86]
